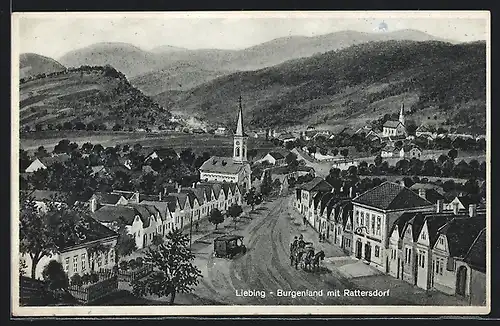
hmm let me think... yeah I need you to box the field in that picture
[19,131,280,156]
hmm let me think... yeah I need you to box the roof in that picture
[299,177,333,192]
[139,200,169,220]
[340,202,353,226]
[181,188,206,205]
[416,124,436,132]
[353,181,433,211]
[94,192,125,205]
[313,191,327,210]
[319,193,336,215]
[57,217,117,251]
[464,228,486,272]
[92,205,138,225]
[215,234,244,242]
[425,214,456,247]
[37,154,70,167]
[127,204,159,227]
[456,196,481,208]
[418,189,445,204]
[24,190,68,202]
[410,183,445,194]
[439,217,486,258]
[199,156,248,174]
[292,148,315,162]
[91,165,106,174]
[402,144,421,152]
[167,193,189,209]
[268,152,285,160]
[145,148,179,160]
[383,120,403,129]
[278,132,296,140]
[390,212,417,239]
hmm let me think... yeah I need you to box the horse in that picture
[311,250,325,272]
[300,248,315,271]
[294,249,306,269]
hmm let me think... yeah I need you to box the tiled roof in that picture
[439,217,486,258]
[181,188,206,205]
[167,193,188,209]
[456,196,481,208]
[199,156,248,174]
[383,120,403,129]
[425,214,456,247]
[464,228,486,272]
[340,201,353,226]
[94,192,124,205]
[128,204,159,228]
[58,217,117,251]
[299,177,332,192]
[139,200,169,220]
[420,189,446,204]
[353,181,433,211]
[313,191,327,210]
[92,205,137,225]
[319,193,335,215]
[269,152,285,160]
[390,212,417,239]
[38,154,70,167]
[292,148,315,162]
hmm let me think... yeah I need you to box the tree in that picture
[319,147,328,156]
[228,204,243,230]
[115,229,137,262]
[70,273,83,287]
[374,155,382,166]
[53,139,71,154]
[448,148,458,161]
[260,171,273,197]
[131,229,202,305]
[340,148,349,158]
[152,234,164,246]
[285,152,298,167]
[19,149,32,171]
[332,148,339,156]
[208,208,224,230]
[42,260,68,291]
[20,196,59,279]
[308,146,317,158]
[244,187,262,212]
[36,146,49,158]
[112,123,123,131]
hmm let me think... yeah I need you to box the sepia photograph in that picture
[11,10,490,316]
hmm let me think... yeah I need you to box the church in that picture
[382,103,407,138]
[199,97,252,192]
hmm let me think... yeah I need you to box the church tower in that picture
[233,96,248,163]
[399,102,405,126]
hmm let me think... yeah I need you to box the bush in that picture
[81,273,91,285]
[135,257,144,267]
[70,273,83,287]
[119,260,129,271]
[89,272,99,284]
[128,258,137,270]
[42,260,69,291]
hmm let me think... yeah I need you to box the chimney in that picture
[418,188,426,199]
[400,180,406,187]
[91,197,97,213]
[436,199,443,213]
[177,186,181,193]
[135,191,140,203]
[469,204,477,218]
[452,203,459,215]
[349,187,353,198]
[331,187,335,194]
[192,182,196,189]
[158,192,162,201]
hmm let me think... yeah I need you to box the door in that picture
[456,266,468,296]
[364,243,372,262]
[355,240,362,259]
[397,258,401,279]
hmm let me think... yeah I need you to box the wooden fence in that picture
[67,275,118,304]
[118,264,153,282]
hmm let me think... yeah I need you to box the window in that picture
[104,252,108,266]
[97,255,102,268]
[375,246,380,258]
[360,212,364,226]
[109,250,114,264]
[446,257,455,271]
[81,253,86,272]
[439,237,444,245]
[376,216,381,236]
[371,214,375,234]
[421,253,425,268]
[64,257,70,272]
[422,231,426,240]
[439,259,444,275]
[73,256,78,272]
[355,210,360,226]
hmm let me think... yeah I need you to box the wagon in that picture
[214,235,247,258]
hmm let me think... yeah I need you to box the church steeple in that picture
[236,95,244,136]
[233,95,247,163]
[399,102,405,126]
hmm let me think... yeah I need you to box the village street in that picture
[167,195,469,306]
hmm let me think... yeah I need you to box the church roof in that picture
[383,120,403,129]
[199,156,248,174]
[235,96,245,136]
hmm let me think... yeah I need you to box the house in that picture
[277,132,297,143]
[90,165,109,178]
[431,211,486,296]
[90,192,129,212]
[214,127,228,135]
[21,216,118,280]
[22,190,93,211]
[192,128,206,134]
[25,154,71,173]
[448,127,475,140]
[255,152,286,166]
[199,102,251,191]
[413,188,446,205]
[330,158,359,171]
[455,228,486,305]
[144,148,179,163]
[415,125,437,139]
[400,144,422,159]
[296,177,333,224]
[381,144,396,158]
[444,195,482,214]
[291,148,316,163]
[351,181,434,272]
[410,183,445,195]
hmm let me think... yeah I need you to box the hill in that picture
[58,30,451,96]
[154,40,486,134]
[19,65,172,131]
[19,53,66,79]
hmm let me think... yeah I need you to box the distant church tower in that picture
[233,96,248,163]
[399,102,405,126]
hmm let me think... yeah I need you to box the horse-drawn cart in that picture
[214,235,247,258]
[290,241,325,272]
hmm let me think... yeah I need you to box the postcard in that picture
[11,10,490,316]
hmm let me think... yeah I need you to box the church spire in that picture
[399,102,405,126]
[236,95,244,136]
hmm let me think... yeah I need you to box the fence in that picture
[118,264,153,282]
[67,275,118,304]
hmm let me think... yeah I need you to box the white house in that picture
[25,154,71,173]
[255,152,286,166]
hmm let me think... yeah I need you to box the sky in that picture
[14,11,489,59]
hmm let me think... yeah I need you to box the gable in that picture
[390,226,400,241]
[433,234,449,253]
[417,222,430,246]
[403,225,413,241]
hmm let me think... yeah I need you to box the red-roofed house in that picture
[352,181,434,271]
